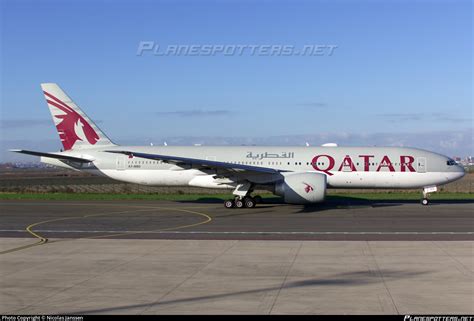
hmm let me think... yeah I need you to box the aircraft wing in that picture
[10,149,93,163]
[105,150,286,175]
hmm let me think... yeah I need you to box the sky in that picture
[0,0,472,162]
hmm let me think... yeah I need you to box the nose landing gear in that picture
[421,186,437,206]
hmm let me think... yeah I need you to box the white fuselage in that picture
[41,145,465,190]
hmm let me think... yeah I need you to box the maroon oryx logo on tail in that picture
[303,182,314,193]
[44,91,99,150]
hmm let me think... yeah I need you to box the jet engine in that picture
[274,172,327,204]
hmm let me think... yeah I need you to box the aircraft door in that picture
[116,156,126,171]
[417,157,426,173]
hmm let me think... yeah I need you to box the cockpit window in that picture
[447,160,456,166]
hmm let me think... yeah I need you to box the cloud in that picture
[0,119,104,129]
[378,113,423,122]
[2,128,472,162]
[0,119,51,129]
[155,110,233,117]
[430,113,473,123]
[116,128,473,157]
[378,113,472,123]
[296,102,327,108]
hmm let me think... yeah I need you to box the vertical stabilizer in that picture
[41,83,115,150]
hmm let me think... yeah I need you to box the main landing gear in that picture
[223,182,261,209]
[421,186,437,206]
[224,196,257,209]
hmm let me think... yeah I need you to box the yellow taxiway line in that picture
[0,204,213,255]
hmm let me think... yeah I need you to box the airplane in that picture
[11,83,465,208]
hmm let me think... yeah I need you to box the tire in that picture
[421,198,429,206]
[244,197,256,208]
[224,200,234,208]
[235,199,244,208]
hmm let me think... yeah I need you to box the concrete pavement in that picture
[1,238,472,314]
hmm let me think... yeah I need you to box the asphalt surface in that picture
[3,198,472,314]
[0,199,473,241]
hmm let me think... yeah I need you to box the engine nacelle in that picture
[274,172,327,204]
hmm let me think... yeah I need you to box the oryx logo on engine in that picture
[303,182,314,193]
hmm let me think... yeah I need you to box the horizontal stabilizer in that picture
[9,149,93,163]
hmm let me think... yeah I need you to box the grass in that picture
[327,192,474,201]
[0,192,473,201]
[0,192,235,201]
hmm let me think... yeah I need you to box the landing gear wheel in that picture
[235,199,244,208]
[421,186,436,206]
[224,199,234,208]
[253,195,263,204]
[243,197,256,208]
